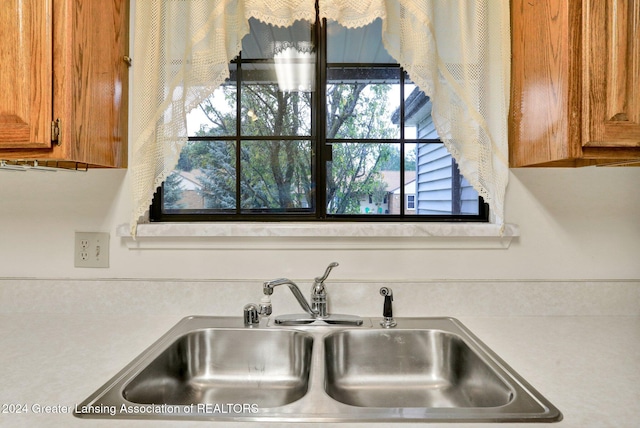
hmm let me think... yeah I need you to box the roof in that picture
[177,169,204,188]
[391,87,431,124]
[381,170,416,192]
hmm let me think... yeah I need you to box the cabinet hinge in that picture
[51,118,61,145]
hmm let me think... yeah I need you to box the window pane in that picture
[155,12,489,223]
[327,143,398,215]
[327,19,395,64]
[402,86,481,216]
[240,140,313,212]
[241,64,312,137]
[407,195,416,210]
[403,143,417,215]
[163,141,236,212]
[415,143,480,215]
[458,169,480,215]
[186,65,237,137]
[326,67,400,139]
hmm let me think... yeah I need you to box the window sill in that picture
[117,222,519,250]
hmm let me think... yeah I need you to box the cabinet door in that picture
[54,0,129,167]
[509,0,583,167]
[584,0,640,148]
[0,0,53,149]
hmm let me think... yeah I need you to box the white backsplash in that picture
[1,279,638,317]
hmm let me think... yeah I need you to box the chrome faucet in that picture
[262,277,316,317]
[257,262,363,326]
[310,261,338,317]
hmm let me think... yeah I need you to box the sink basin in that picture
[324,329,513,408]
[123,328,313,408]
[75,316,561,422]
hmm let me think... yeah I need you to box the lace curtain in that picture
[130,0,510,234]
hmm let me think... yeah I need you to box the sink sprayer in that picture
[379,287,397,328]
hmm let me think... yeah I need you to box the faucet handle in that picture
[314,262,339,284]
[243,296,272,327]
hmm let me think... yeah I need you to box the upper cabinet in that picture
[510,0,640,167]
[0,1,53,151]
[0,0,129,168]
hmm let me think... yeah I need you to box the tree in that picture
[325,82,396,213]
[196,141,237,210]
[163,171,185,209]
[170,76,398,214]
[379,145,417,172]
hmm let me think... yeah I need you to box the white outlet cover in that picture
[74,232,110,268]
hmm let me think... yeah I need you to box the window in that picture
[407,195,415,210]
[151,15,487,223]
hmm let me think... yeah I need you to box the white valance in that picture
[130,0,510,234]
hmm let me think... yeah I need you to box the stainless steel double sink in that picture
[75,316,561,423]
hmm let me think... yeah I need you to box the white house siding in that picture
[415,111,439,139]
[415,106,479,215]
[416,142,454,214]
[460,177,480,215]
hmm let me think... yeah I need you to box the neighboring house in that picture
[387,175,417,215]
[358,193,387,214]
[394,88,480,215]
[176,169,205,209]
[358,170,416,215]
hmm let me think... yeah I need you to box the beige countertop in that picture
[0,313,638,428]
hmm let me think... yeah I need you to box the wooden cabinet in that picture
[0,0,129,168]
[510,0,640,167]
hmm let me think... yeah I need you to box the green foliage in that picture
[378,145,417,172]
[325,83,396,213]
[163,172,185,209]
[169,78,400,214]
[241,85,311,137]
[326,83,397,140]
[327,143,392,214]
[196,141,236,210]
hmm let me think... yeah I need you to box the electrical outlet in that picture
[74,232,110,268]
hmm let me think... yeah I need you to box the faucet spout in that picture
[258,263,362,326]
[263,278,317,317]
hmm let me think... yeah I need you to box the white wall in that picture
[0,166,638,281]
[4,2,636,283]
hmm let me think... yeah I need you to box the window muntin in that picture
[152,16,486,222]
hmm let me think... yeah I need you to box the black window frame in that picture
[150,14,489,224]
